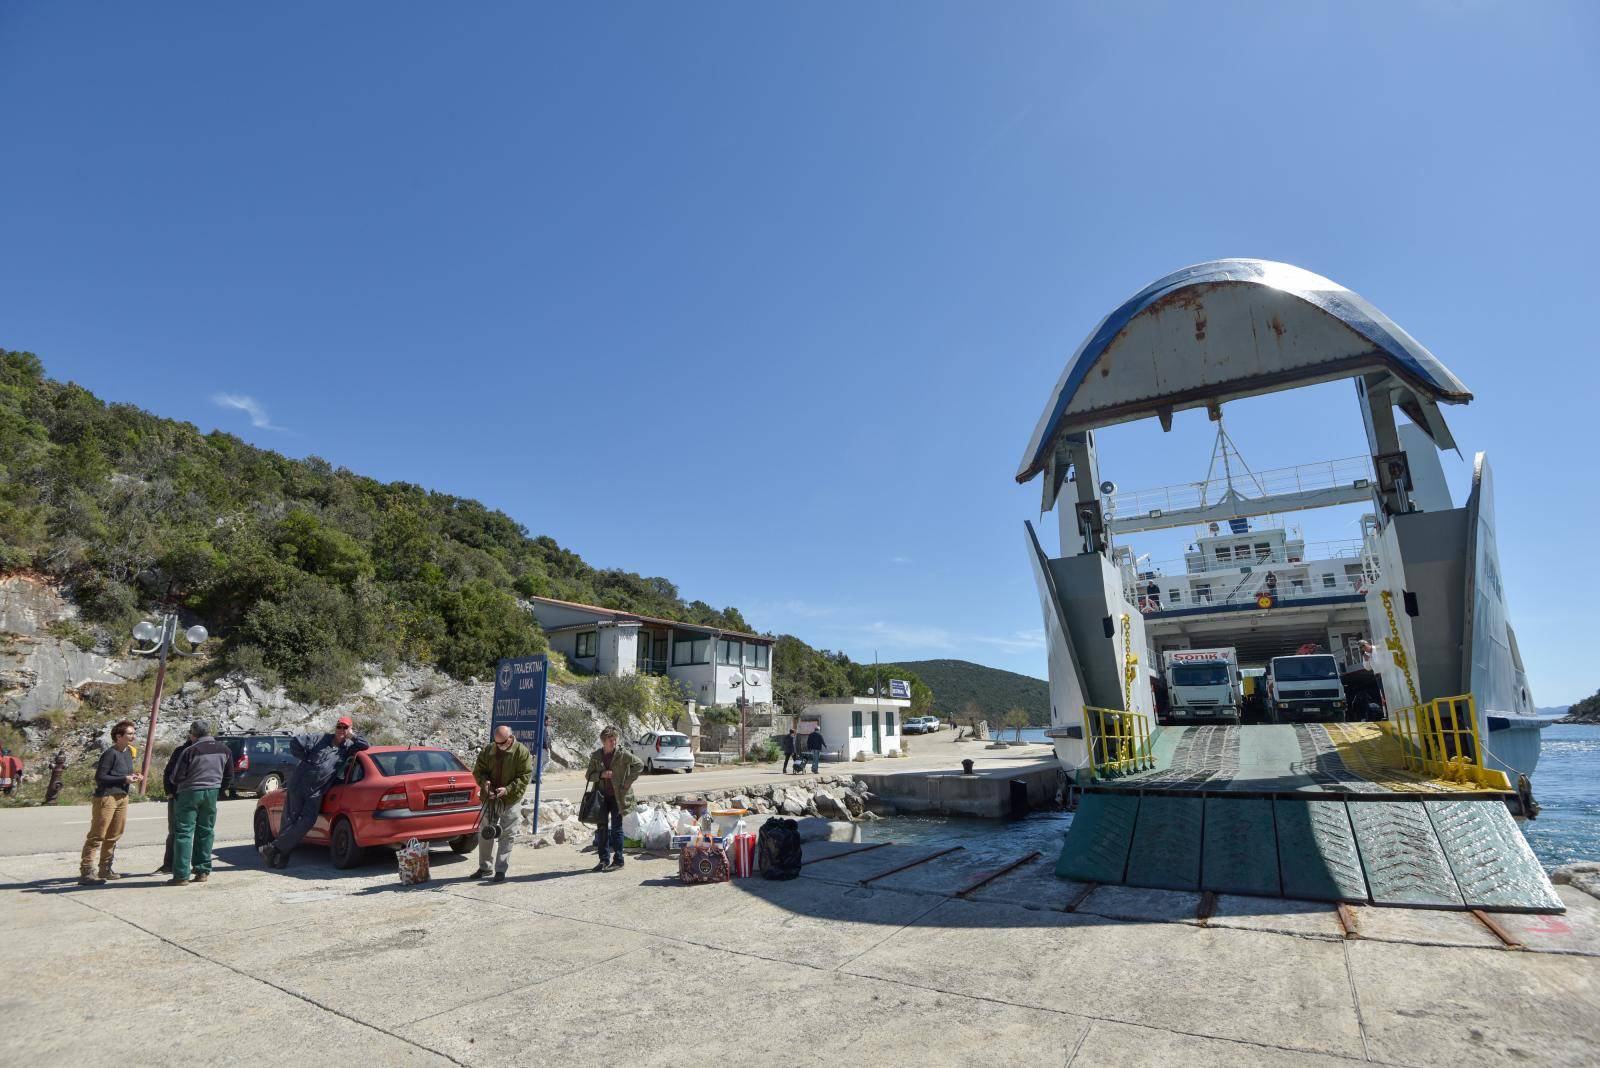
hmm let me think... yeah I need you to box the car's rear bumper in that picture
[358,806,483,846]
[649,758,694,771]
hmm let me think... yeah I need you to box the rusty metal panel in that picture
[1056,792,1138,884]
[1426,799,1564,913]
[1124,795,1204,891]
[1350,800,1464,908]
[1275,799,1368,903]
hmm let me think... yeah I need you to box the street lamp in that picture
[728,670,751,759]
[129,613,208,795]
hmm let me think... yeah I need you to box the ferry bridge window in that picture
[1194,583,1211,602]
[1255,543,1271,559]
[1168,589,1182,604]
[1172,663,1230,687]
[1214,547,1231,566]
[1322,574,1337,589]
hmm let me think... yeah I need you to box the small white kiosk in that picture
[801,696,910,761]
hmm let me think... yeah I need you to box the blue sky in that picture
[3,3,1597,702]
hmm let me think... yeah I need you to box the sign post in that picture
[491,654,549,832]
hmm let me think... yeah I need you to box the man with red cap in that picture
[259,715,368,868]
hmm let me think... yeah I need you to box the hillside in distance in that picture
[0,348,935,711]
[896,658,1050,725]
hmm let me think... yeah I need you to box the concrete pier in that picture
[851,757,1062,817]
[3,828,1597,1066]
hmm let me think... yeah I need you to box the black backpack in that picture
[757,817,803,880]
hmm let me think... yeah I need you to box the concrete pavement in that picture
[3,811,1598,1067]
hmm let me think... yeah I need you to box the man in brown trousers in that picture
[80,720,144,885]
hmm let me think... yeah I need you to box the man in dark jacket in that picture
[166,721,232,885]
[156,736,195,874]
[79,720,144,884]
[469,725,532,882]
[805,727,825,773]
[778,727,798,774]
[260,716,369,868]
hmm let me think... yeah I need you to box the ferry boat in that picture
[1015,259,1561,911]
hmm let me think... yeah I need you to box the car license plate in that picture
[428,790,469,807]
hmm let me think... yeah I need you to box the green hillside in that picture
[1,348,939,710]
[896,658,1050,725]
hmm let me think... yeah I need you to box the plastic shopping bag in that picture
[397,838,431,885]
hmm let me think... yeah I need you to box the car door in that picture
[311,757,362,840]
[635,733,654,763]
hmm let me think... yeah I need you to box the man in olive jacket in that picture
[584,725,641,872]
[470,725,531,882]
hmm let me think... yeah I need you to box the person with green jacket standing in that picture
[166,721,233,886]
[470,725,531,882]
[584,725,641,872]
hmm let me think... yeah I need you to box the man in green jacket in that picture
[470,725,531,882]
[585,725,641,872]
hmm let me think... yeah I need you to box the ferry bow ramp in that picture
[1018,259,1562,913]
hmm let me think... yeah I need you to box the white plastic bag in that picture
[621,809,645,842]
[639,808,675,851]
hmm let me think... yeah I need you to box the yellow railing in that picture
[1084,705,1156,780]
[1382,693,1511,792]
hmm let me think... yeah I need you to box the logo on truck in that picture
[1169,651,1228,663]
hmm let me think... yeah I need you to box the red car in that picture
[253,745,483,869]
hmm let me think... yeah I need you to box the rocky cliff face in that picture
[1,574,149,741]
[1,573,653,776]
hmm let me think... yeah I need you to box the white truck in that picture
[1161,648,1242,723]
[1266,654,1347,722]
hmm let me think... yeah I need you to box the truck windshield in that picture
[1172,664,1230,687]
[1272,656,1339,681]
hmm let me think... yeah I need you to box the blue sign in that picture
[888,679,912,700]
[491,654,550,830]
[491,654,549,749]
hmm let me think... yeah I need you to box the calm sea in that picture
[878,723,1600,871]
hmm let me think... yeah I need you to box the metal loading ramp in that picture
[1056,791,1563,912]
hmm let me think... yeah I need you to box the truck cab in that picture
[1162,648,1241,723]
[1266,654,1346,722]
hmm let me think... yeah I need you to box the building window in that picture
[575,631,597,658]
[717,638,741,666]
[672,631,711,666]
[852,710,862,738]
[886,711,896,734]
[744,643,768,670]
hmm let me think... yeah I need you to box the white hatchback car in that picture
[632,731,695,773]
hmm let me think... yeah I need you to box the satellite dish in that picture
[1100,480,1117,495]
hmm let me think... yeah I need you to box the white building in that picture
[801,696,909,762]
[528,596,775,710]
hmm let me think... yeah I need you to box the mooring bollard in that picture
[43,750,67,805]
[961,758,974,775]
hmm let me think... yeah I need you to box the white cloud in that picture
[971,629,1047,654]
[212,392,283,430]
[890,556,912,564]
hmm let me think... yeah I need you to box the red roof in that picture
[527,595,773,644]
